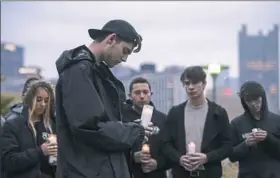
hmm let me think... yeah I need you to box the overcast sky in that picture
[1,1,280,78]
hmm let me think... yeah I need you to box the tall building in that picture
[1,43,24,78]
[238,25,279,111]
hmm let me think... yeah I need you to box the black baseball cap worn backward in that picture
[88,19,142,53]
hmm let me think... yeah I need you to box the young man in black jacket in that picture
[122,77,170,178]
[55,20,145,178]
[229,81,280,178]
[161,66,232,178]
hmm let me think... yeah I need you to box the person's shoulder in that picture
[60,59,94,83]
[66,60,93,72]
[154,109,167,121]
[155,110,166,117]
[5,111,21,121]
[171,101,187,111]
[3,114,25,131]
[208,100,227,114]
[230,114,245,125]
[268,111,280,122]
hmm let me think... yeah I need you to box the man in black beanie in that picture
[229,81,280,178]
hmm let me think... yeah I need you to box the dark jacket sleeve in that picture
[1,121,43,173]
[205,108,233,163]
[228,120,251,162]
[61,62,144,152]
[161,107,182,164]
[154,146,173,171]
[154,114,173,171]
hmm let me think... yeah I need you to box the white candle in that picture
[47,134,57,165]
[252,128,258,133]
[187,142,196,154]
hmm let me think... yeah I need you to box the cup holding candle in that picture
[47,134,57,166]
[141,144,151,173]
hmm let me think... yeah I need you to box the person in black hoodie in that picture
[1,81,57,178]
[229,81,280,178]
[122,77,170,178]
[55,19,145,178]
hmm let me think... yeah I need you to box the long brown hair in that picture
[23,80,55,137]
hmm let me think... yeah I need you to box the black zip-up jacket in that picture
[229,81,280,178]
[122,100,170,178]
[55,45,145,178]
[1,107,56,178]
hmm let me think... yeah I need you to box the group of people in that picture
[1,19,280,178]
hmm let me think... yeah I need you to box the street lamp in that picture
[202,64,229,102]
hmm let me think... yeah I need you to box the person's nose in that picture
[41,101,46,107]
[188,83,195,90]
[139,92,145,99]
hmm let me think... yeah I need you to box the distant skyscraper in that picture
[1,42,24,78]
[238,25,279,111]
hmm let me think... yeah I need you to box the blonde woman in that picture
[1,81,57,178]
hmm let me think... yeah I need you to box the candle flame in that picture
[142,144,150,153]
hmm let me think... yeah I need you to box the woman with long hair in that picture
[1,80,57,178]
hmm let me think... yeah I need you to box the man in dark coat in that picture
[122,77,170,178]
[229,81,280,178]
[55,19,145,178]
[161,66,232,178]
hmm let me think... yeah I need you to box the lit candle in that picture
[187,142,196,154]
[142,144,150,153]
[47,134,57,166]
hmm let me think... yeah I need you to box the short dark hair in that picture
[129,77,151,93]
[239,81,265,101]
[180,66,206,83]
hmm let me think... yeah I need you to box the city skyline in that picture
[1,1,280,78]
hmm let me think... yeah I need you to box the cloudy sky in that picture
[1,1,280,78]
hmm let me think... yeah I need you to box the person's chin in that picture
[35,109,45,115]
[188,93,197,99]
